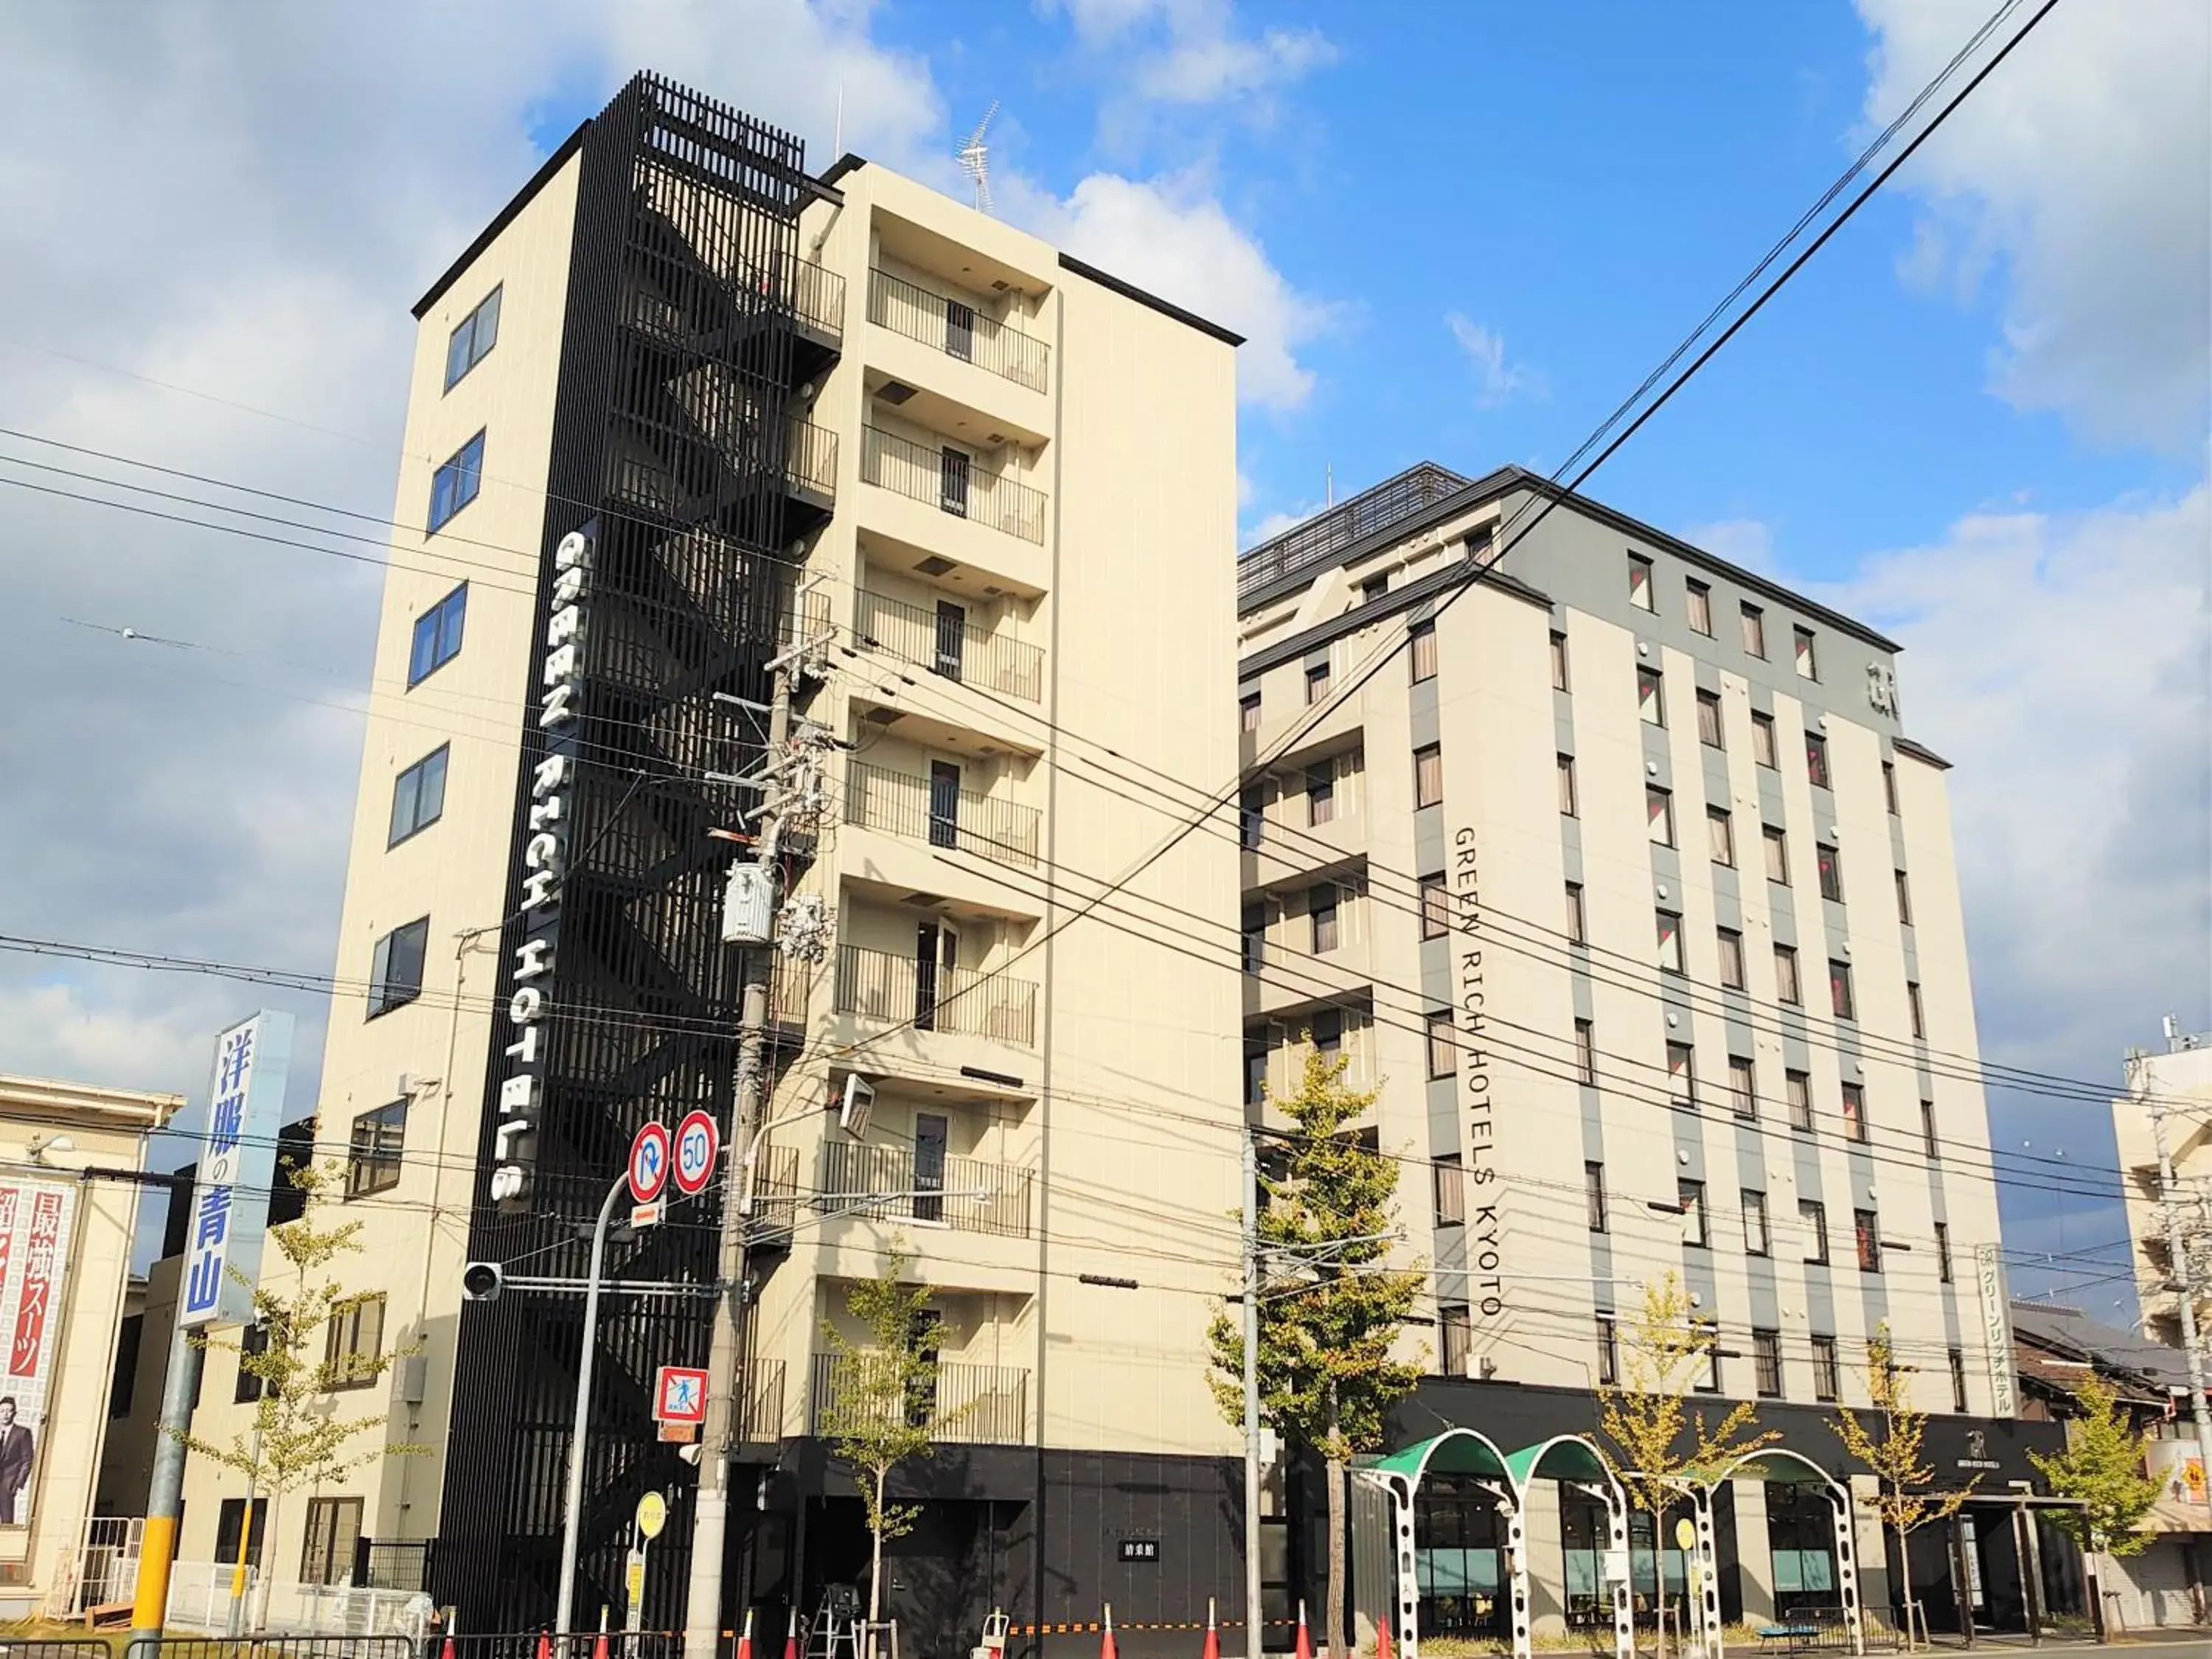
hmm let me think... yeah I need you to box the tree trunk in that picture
[868,1466,887,1659]
[2084,1550,2106,1644]
[1647,1506,1666,1659]
[255,1487,282,1634]
[1324,1454,1348,1659]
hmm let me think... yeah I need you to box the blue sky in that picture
[0,1,2204,1313]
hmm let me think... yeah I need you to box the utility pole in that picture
[1242,1127,1265,1659]
[129,1319,204,1644]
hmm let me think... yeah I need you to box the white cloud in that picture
[1857,0,2211,449]
[1244,501,1322,549]
[1682,518,1780,578]
[1445,313,1533,408]
[1054,0,1335,105]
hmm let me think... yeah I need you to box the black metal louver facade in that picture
[434,74,827,1632]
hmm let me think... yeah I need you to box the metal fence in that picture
[817,1137,1034,1237]
[854,587,1043,703]
[859,426,1046,545]
[411,1636,684,1659]
[843,760,1041,869]
[868,268,1049,392]
[809,1352,1030,1445]
[127,1635,417,1659]
[833,944,1037,1046]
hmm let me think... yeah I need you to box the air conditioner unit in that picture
[838,1074,877,1141]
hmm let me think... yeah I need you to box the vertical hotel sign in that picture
[1975,1242,2017,1417]
[492,523,593,1210]
[179,1011,293,1328]
[0,1180,77,1526]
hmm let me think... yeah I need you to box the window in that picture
[1793,626,1819,680]
[1574,1018,1597,1085]
[1440,1305,1471,1377]
[1304,661,1332,704]
[1647,786,1676,846]
[1935,1220,1954,1284]
[1750,709,1778,768]
[1310,886,1340,953]
[1596,1315,1620,1386]
[1679,1180,1708,1248]
[1557,754,1579,817]
[1410,622,1438,684]
[217,1496,268,1570]
[387,745,450,846]
[1697,689,1723,748]
[1742,1189,1770,1256]
[1667,1042,1697,1108]
[233,1321,269,1404]
[1804,731,1832,790]
[324,1293,386,1389]
[1310,1010,1343,1060]
[1830,959,1857,1020]
[1741,602,1767,659]
[1801,1199,1829,1265]
[1420,874,1450,941]
[301,1497,364,1586]
[1753,1329,1783,1399]
[1239,785,1264,849]
[1811,1335,1840,1402]
[1360,573,1391,605]
[1895,869,1913,925]
[1907,981,1926,1039]
[1696,1327,1721,1394]
[1686,579,1714,636]
[1239,692,1261,731]
[1657,910,1684,974]
[1637,667,1666,726]
[347,1099,407,1198]
[1854,1209,1882,1273]
[1585,1161,1607,1233]
[1242,907,1265,973]
[1763,826,1790,886]
[1717,928,1747,990]
[367,919,429,1018]
[1949,1347,1969,1413]
[1243,1042,1267,1108]
[1708,806,1736,867]
[428,431,485,532]
[408,582,468,686]
[1775,945,1802,1006]
[1883,760,1900,815]
[109,1313,145,1417]
[1841,1082,1868,1144]
[1413,744,1444,809]
[1728,1054,1757,1119]
[1921,1099,1940,1161]
[443,286,501,389]
[1565,882,1587,945]
[1426,1012,1456,1079]
[1306,762,1335,827]
[1817,843,1844,902]
[1787,1070,1814,1131]
[1433,1155,1466,1227]
[1629,553,1655,611]
[1549,630,1570,691]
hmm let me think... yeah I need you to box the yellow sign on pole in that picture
[1674,1517,1697,1552]
[636,1490,668,1540]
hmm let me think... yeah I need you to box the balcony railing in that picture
[740,1355,786,1441]
[748,1141,802,1248]
[785,257,846,339]
[835,943,1037,1047]
[787,420,838,498]
[860,425,1046,545]
[869,268,1049,393]
[855,587,1043,703]
[810,1351,1030,1445]
[844,760,1040,869]
[623,252,845,349]
[817,1138,1034,1237]
[607,417,837,516]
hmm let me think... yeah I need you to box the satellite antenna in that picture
[956,101,998,214]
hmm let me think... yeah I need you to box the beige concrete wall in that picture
[2114,1043,2212,1343]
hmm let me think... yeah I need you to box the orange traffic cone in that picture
[442,1638,458,1659]
[1294,1601,1312,1659]
[783,1610,801,1659]
[1374,1618,1395,1659]
[537,1631,554,1659]
[1201,1598,1220,1659]
[594,1607,611,1659]
[1102,1604,1119,1659]
[734,1609,756,1659]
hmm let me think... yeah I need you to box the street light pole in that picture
[1242,1127,1265,1658]
[557,1174,630,1635]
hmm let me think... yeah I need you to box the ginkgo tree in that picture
[174,1161,420,1631]
[2030,1371,2161,1644]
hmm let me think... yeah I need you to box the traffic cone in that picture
[735,1609,756,1659]
[1374,1618,1394,1659]
[594,1607,611,1659]
[442,1638,458,1659]
[537,1631,553,1659]
[1101,1604,1118,1659]
[1294,1601,1312,1659]
[1201,1598,1220,1659]
[783,1610,801,1659]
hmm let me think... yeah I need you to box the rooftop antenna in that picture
[1325,462,1335,508]
[834,82,845,156]
[957,101,998,215]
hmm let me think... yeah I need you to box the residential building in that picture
[2112,1025,2212,1354]
[1237,464,2028,1640]
[163,74,1245,1650]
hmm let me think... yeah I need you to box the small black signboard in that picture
[1118,1539,1161,1565]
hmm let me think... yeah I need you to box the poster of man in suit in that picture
[0,1182,76,1528]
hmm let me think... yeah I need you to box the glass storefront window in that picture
[1414,1475,1507,1636]
[1765,1483,1839,1616]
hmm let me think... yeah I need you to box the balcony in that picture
[747,1141,802,1252]
[835,944,1037,1048]
[621,251,844,379]
[817,1138,1034,1238]
[869,268,1048,393]
[860,425,1046,546]
[810,1351,1030,1446]
[608,414,838,523]
[856,587,1043,703]
[845,760,1040,869]
[739,1355,786,1441]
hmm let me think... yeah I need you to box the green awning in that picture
[1706,1448,1843,1492]
[1504,1435,1614,1490]
[1368,1428,1514,1486]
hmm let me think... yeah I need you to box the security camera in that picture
[461,1262,505,1302]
